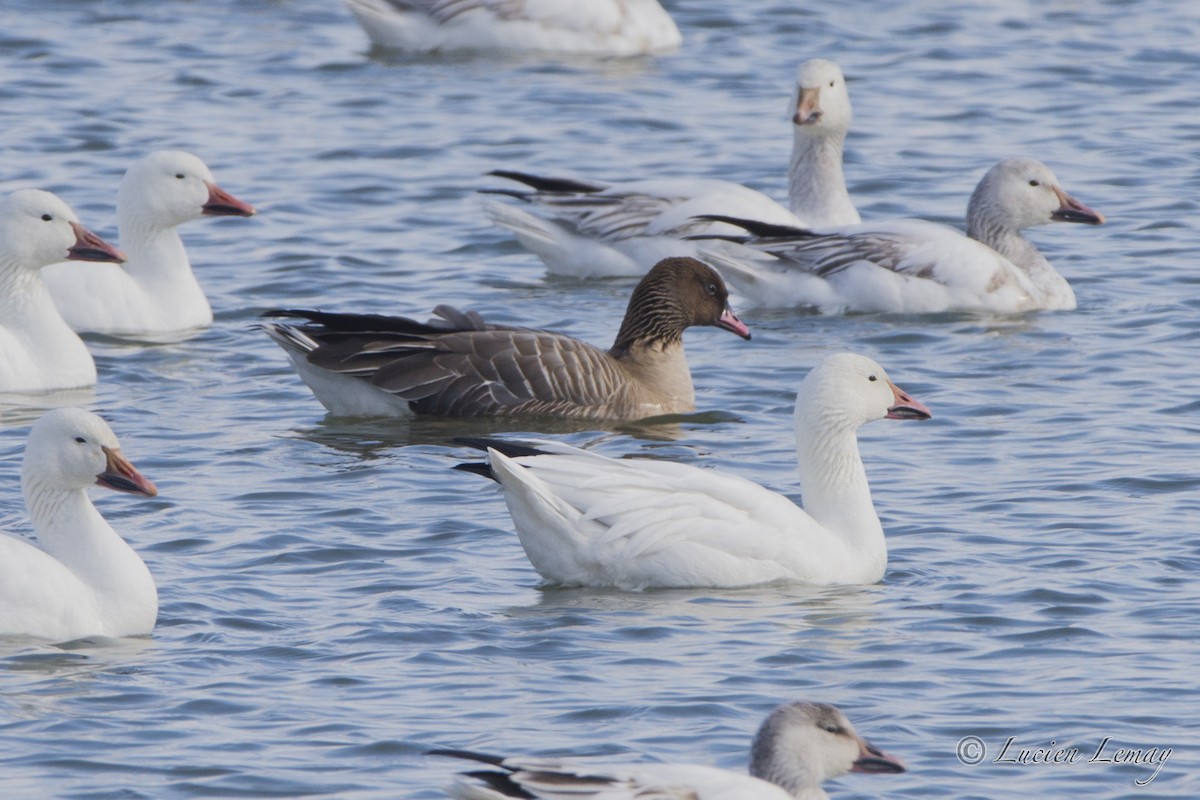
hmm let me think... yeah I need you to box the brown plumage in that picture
[261,256,751,420]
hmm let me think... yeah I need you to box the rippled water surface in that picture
[2,0,1199,797]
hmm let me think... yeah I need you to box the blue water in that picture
[1,0,1198,797]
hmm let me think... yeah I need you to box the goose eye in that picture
[1028,179,1040,187]
[705,283,718,296]
[822,723,844,734]
[41,214,52,221]
[175,173,185,180]
[868,375,877,382]
[829,80,835,87]
[75,436,87,444]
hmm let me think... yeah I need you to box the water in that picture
[1,0,1198,797]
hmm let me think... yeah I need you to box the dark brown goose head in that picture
[609,257,751,356]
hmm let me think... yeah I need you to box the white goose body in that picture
[0,190,127,394]
[0,408,159,641]
[436,701,906,800]
[485,59,859,278]
[460,353,930,590]
[345,0,681,56]
[41,150,255,337]
[702,157,1104,313]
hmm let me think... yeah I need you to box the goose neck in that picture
[788,131,857,227]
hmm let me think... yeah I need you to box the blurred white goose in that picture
[456,353,930,590]
[0,408,159,641]
[484,59,860,277]
[0,190,127,394]
[345,0,681,56]
[41,150,256,336]
[700,157,1104,313]
[434,700,905,800]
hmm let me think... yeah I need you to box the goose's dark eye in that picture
[75,437,87,444]
[705,283,718,296]
[175,173,185,180]
[822,723,845,734]
[41,214,52,221]
[1029,179,1040,187]
[868,375,877,382]
[829,80,835,87]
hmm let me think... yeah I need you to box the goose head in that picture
[0,189,125,271]
[611,257,750,352]
[796,353,931,432]
[749,701,906,794]
[21,408,157,497]
[967,157,1104,236]
[788,58,852,134]
[119,150,255,230]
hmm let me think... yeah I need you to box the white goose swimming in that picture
[700,157,1104,313]
[41,150,256,337]
[456,353,930,590]
[0,190,126,394]
[484,59,860,277]
[434,700,905,800]
[0,408,159,642]
[345,0,682,56]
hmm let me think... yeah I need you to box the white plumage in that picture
[459,353,931,590]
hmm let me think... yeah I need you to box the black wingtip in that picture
[453,461,498,481]
[427,748,508,766]
[694,214,815,239]
[453,437,549,459]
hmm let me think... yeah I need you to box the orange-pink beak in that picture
[851,736,907,774]
[202,182,256,217]
[1051,186,1104,225]
[793,86,823,126]
[96,446,157,497]
[67,221,126,263]
[717,307,752,340]
[885,380,932,420]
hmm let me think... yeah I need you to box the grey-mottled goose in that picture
[700,157,1104,313]
[261,256,751,420]
[432,701,905,800]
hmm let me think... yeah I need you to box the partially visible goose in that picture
[700,157,1104,313]
[483,59,860,277]
[455,353,930,590]
[0,190,127,394]
[345,0,681,56]
[41,150,256,336]
[0,408,159,641]
[262,257,750,420]
[434,700,905,800]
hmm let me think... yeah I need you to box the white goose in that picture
[0,408,159,642]
[456,353,930,590]
[345,0,681,56]
[41,150,256,337]
[700,157,1104,313]
[484,59,859,277]
[0,190,126,394]
[434,700,906,800]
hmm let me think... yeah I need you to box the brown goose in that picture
[261,257,751,420]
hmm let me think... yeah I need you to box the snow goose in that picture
[433,700,905,800]
[483,59,859,277]
[0,408,158,641]
[455,353,931,589]
[345,0,681,56]
[41,150,256,337]
[261,256,750,419]
[699,157,1104,313]
[0,190,127,394]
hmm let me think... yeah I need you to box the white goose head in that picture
[749,701,906,794]
[795,353,931,433]
[0,189,125,272]
[119,150,255,230]
[967,157,1104,236]
[788,58,852,135]
[21,408,157,497]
